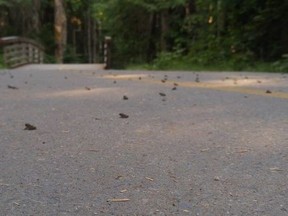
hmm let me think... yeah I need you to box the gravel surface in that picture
[1,65,288,216]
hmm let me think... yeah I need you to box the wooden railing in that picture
[0,36,44,68]
[0,36,111,69]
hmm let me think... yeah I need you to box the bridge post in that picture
[34,47,39,63]
[104,36,112,69]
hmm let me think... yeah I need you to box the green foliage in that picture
[149,0,288,71]
[97,0,191,68]
[67,0,83,11]
[131,0,186,11]
[37,23,55,55]
[1,0,287,71]
[101,0,151,67]
[150,47,184,70]
[44,54,56,64]
[63,45,85,63]
[129,54,279,72]
[272,54,288,72]
[92,0,108,21]
[0,0,10,6]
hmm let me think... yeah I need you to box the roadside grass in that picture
[127,60,284,73]
[126,54,288,73]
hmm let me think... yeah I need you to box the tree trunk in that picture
[185,0,196,16]
[147,13,157,62]
[87,9,92,63]
[217,0,226,37]
[54,0,67,63]
[160,10,169,52]
[32,0,41,34]
[92,19,98,63]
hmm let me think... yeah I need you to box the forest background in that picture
[0,0,287,72]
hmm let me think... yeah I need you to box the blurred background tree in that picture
[0,0,287,71]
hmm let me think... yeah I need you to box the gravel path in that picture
[1,65,288,215]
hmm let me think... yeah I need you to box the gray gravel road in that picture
[1,65,288,216]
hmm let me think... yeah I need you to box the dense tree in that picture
[0,0,287,70]
[0,0,41,37]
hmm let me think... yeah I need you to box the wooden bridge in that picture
[0,36,111,69]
